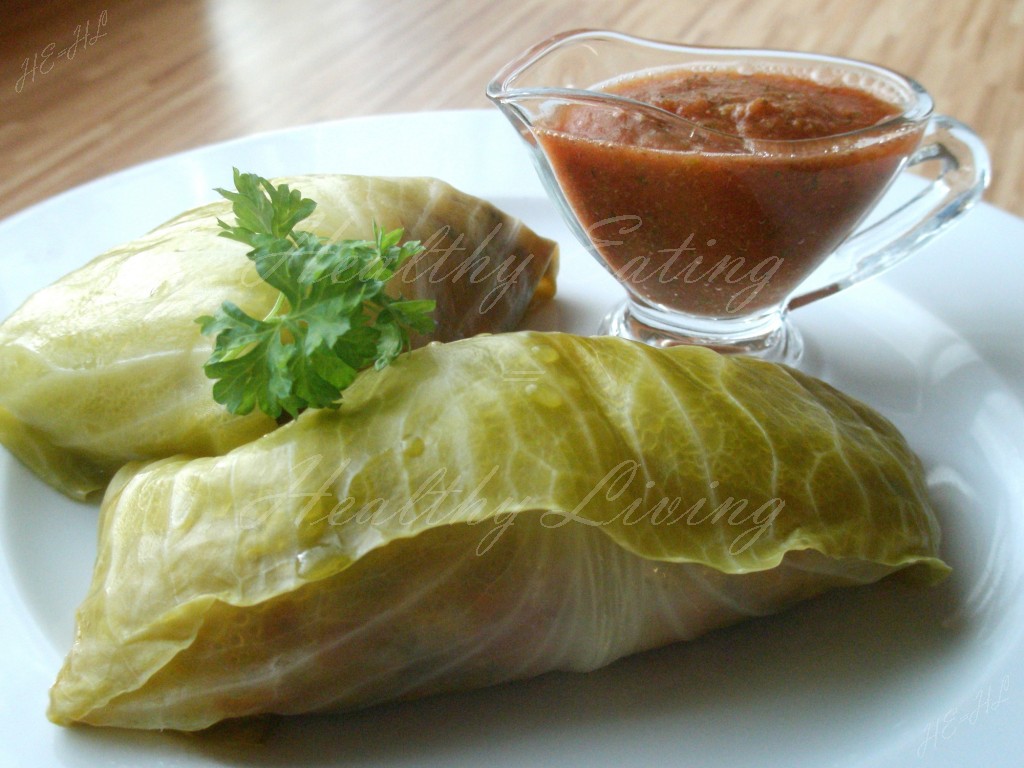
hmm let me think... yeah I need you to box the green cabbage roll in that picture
[0,175,558,500]
[48,331,948,731]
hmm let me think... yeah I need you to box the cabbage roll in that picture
[48,331,948,731]
[0,175,558,499]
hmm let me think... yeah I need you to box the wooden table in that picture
[2,0,1021,221]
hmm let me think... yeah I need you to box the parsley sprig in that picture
[196,169,435,420]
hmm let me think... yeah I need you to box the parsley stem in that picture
[263,292,288,323]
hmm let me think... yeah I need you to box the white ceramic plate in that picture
[1,111,1022,768]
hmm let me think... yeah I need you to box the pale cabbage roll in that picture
[0,175,558,499]
[48,332,948,731]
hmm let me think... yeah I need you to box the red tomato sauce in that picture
[537,69,922,317]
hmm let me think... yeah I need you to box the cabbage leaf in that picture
[0,175,558,499]
[48,331,948,730]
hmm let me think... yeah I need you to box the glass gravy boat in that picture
[487,29,990,363]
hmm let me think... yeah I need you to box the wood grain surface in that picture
[1,0,1021,221]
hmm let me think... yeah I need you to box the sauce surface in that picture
[604,69,899,141]
[538,68,921,317]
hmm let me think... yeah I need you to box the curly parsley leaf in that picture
[196,169,435,420]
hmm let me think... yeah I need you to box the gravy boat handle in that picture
[788,115,991,311]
